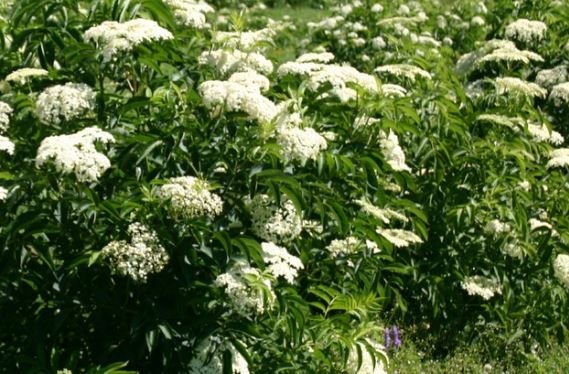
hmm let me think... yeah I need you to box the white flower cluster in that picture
[526,122,563,145]
[494,77,547,99]
[163,0,213,29]
[101,223,169,282]
[189,335,250,374]
[471,16,486,27]
[535,66,568,90]
[476,114,525,130]
[278,57,377,102]
[374,64,431,82]
[84,19,173,61]
[347,339,388,374]
[461,276,501,300]
[198,78,277,123]
[371,36,386,50]
[529,218,558,236]
[249,194,302,243]
[355,199,408,224]
[296,52,335,63]
[476,45,543,67]
[5,67,48,84]
[0,186,8,201]
[518,180,531,191]
[371,3,384,13]
[484,219,511,236]
[214,28,275,50]
[277,126,328,163]
[503,242,524,259]
[549,82,569,107]
[546,148,569,168]
[214,260,275,316]
[381,84,408,97]
[326,236,360,257]
[379,130,412,172]
[0,135,15,155]
[198,49,273,76]
[36,126,114,182]
[228,71,270,92]
[261,242,303,283]
[377,228,423,248]
[156,176,223,220]
[0,101,13,133]
[553,254,569,288]
[505,19,547,44]
[36,83,96,124]
[354,115,380,129]
[456,40,543,75]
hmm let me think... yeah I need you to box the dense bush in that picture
[1,0,569,372]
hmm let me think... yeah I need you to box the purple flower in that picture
[384,327,391,348]
[393,326,402,348]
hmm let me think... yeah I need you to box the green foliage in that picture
[1,0,569,372]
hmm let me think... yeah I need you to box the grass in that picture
[389,339,569,373]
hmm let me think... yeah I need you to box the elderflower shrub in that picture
[4,0,569,372]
